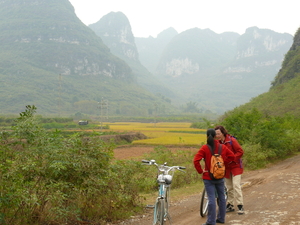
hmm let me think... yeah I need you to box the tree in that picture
[183,101,200,113]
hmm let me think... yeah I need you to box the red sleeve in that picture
[231,138,244,162]
[222,144,235,164]
[193,146,206,174]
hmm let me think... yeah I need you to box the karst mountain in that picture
[0,0,173,115]
[0,0,296,116]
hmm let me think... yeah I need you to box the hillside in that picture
[89,11,292,114]
[89,12,176,99]
[0,0,175,116]
[0,1,295,116]
[225,27,300,117]
[150,27,292,113]
[135,27,178,73]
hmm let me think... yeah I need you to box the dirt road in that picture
[113,146,300,225]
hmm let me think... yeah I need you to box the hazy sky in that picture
[68,0,300,38]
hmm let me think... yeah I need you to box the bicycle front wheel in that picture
[200,188,208,217]
[164,187,170,219]
[155,198,165,225]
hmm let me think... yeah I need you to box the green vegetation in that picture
[0,0,175,116]
[3,104,300,224]
[0,106,200,224]
[106,114,217,122]
[139,146,200,192]
[0,114,216,128]
[271,27,300,87]
[220,108,300,169]
[168,130,206,134]
[228,28,300,117]
[186,28,300,169]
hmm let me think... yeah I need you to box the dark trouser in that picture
[203,179,226,225]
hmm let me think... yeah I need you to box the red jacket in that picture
[219,134,244,178]
[193,140,235,180]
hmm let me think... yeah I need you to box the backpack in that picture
[229,135,237,146]
[207,144,225,180]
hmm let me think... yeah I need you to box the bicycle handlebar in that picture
[142,159,186,173]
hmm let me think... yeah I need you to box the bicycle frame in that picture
[155,179,169,224]
[142,159,185,225]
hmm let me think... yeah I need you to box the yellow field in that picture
[104,122,207,145]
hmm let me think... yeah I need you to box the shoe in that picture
[237,205,244,215]
[226,203,235,213]
[216,219,225,224]
[202,223,213,225]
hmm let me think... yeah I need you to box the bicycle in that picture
[142,159,186,225]
[200,185,228,217]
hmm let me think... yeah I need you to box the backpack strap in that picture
[218,144,222,155]
[229,136,235,150]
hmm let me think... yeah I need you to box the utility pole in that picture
[58,74,62,117]
[154,102,158,127]
[98,98,109,131]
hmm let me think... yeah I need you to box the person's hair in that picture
[206,128,216,150]
[214,125,228,136]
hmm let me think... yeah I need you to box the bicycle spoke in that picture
[154,199,165,225]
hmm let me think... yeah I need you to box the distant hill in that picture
[225,27,300,117]
[0,0,175,116]
[138,27,292,113]
[0,1,295,117]
[89,12,139,63]
[89,12,176,98]
[135,27,178,73]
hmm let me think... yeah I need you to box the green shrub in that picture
[0,106,142,224]
[5,104,300,224]
[242,143,276,170]
[220,108,300,169]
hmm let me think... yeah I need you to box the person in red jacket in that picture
[214,125,245,215]
[194,128,235,225]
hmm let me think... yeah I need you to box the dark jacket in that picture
[193,140,235,180]
[219,134,244,178]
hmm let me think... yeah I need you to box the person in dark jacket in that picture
[215,125,245,215]
[194,128,235,225]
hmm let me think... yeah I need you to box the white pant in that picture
[225,174,243,206]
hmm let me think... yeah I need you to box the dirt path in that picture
[113,146,300,225]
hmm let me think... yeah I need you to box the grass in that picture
[104,122,207,145]
[141,180,204,206]
[107,122,206,211]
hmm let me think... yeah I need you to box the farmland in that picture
[97,122,206,161]
[103,122,207,146]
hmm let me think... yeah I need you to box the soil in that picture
[113,145,198,160]
[112,146,300,225]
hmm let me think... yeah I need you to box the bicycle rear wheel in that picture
[200,188,208,217]
[217,185,228,206]
[155,198,165,225]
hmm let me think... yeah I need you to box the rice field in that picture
[104,122,207,145]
